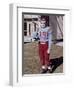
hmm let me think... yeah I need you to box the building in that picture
[23,15,40,36]
[23,14,63,43]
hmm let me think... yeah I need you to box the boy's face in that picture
[40,19,46,28]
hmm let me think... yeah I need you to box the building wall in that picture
[23,15,63,41]
[49,15,63,40]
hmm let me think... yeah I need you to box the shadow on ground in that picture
[50,56,63,73]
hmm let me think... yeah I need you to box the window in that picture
[24,22,27,30]
[24,22,27,36]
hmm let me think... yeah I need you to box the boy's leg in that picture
[44,43,50,66]
[45,53,51,66]
[39,43,47,73]
[44,43,52,72]
[39,44,45,66]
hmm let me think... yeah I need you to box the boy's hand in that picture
[47,49,50,54]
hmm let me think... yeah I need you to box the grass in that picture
[22,41,63,75]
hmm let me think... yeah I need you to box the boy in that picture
[33,17,52,73]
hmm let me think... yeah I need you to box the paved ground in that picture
[22,41,63,75]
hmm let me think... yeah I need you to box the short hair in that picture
[40,16,49,26]
[40,16,47,26]
[40,16,46,21]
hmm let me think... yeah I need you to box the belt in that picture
[39,41,48,44]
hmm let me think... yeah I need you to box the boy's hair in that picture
[40,16,49,26]
[40,16,46,21]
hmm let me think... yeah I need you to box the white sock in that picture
[42,66,46,69]
[48,66,51,70]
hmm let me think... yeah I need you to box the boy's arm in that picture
[32,27,39,39]
[47,27,52,53]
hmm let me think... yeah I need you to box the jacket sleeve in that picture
[32,31,37,38]
[32,29,40,39]
[48,27,52,50]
